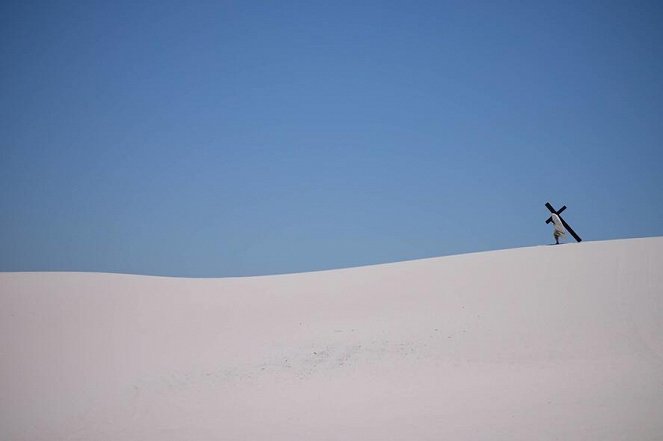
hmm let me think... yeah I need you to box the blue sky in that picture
[2,0,662,276]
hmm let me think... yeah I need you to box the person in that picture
[551,213,566,244]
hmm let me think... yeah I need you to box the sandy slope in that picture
[1,237,662,440]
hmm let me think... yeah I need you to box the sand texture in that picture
[1,237,662,440]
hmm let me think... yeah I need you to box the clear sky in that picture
[2,0,662,276]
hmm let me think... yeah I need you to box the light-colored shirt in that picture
[551,213,565,233]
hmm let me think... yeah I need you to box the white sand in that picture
[1,237,662,440]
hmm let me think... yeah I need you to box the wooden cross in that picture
[545,202,582,242]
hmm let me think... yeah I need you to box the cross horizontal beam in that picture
[545,204,566,223]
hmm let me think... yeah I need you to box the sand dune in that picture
[1,237,662,440]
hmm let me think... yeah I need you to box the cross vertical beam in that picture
[545,202,582,243]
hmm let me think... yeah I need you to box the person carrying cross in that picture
[551,213,566,244]
[545,202,582,243]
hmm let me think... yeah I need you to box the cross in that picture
[545,202,582,242]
